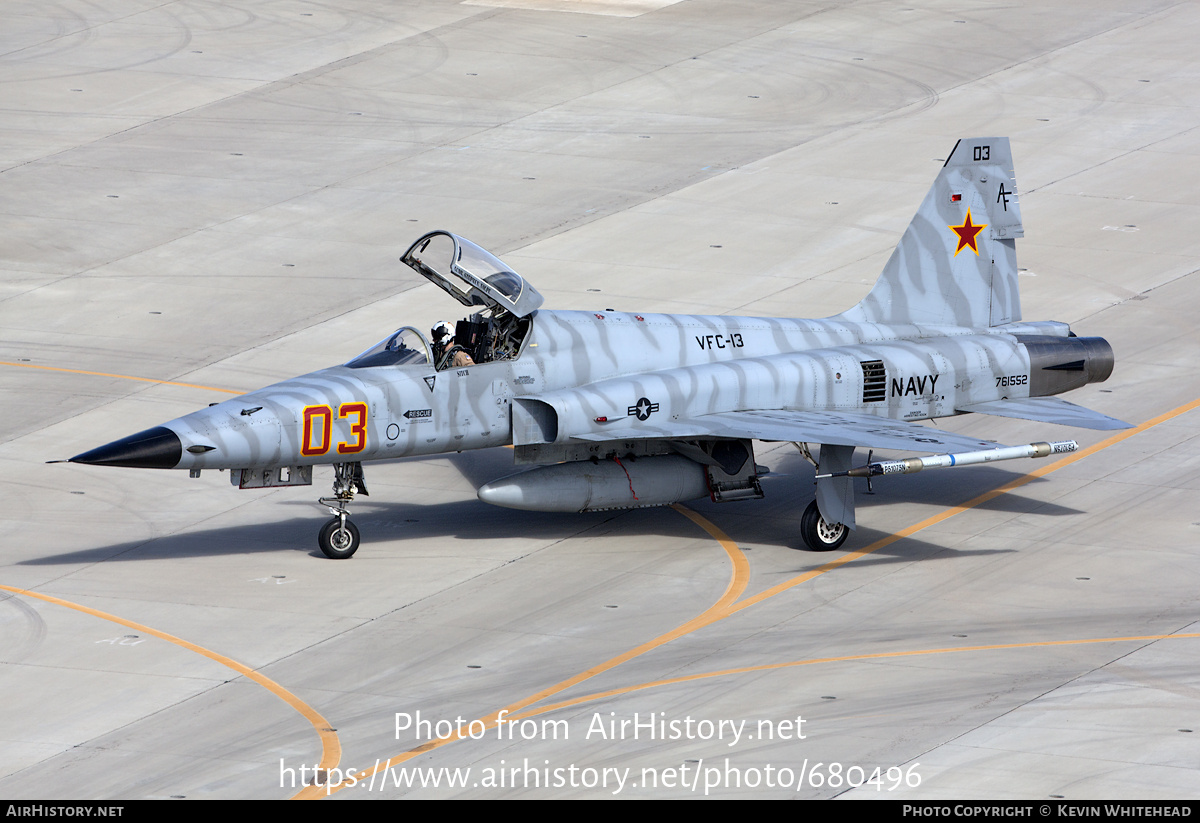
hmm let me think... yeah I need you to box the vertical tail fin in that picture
[838,137,1024,328]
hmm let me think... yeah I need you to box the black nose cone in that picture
[70,426,183,469]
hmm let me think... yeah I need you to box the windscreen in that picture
[346,327,432,369]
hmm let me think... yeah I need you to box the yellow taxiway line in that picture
[0,584,341,780]
[293,503,749,799]
[507,631,1200,719]
[0,360,241,394]
[725,394,1200,616]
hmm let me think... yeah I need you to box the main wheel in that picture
[800,499,848,551]
[318,517,360,559]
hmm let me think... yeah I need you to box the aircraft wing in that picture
[573,409,1000,453]
[955,397,1133,430]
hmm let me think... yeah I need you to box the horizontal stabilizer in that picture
[956,397,1132,430]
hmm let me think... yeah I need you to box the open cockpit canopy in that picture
[400,231,543,319]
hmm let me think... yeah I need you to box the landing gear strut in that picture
[317,462,367,559]
[800,499,848,552]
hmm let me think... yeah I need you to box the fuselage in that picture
[65,143,1128,559]
[157,309,1103,472]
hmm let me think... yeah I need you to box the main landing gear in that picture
[317,462,368,559]
[800,499,849,552]
[793,442,851,552]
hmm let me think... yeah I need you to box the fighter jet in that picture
[69,138,1131,559]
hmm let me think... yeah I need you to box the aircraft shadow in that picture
[25,450,1084,566]
[21,497,714,565]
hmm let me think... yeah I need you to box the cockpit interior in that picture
[346,231,541,372]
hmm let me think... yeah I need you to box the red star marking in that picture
[949,208,987,257]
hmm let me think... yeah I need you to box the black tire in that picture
[800,500,848,551]
[318,517,360,559]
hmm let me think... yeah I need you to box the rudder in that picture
[838,137,1024,328]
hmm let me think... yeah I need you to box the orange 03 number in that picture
[301,405,332,456]
[338,402,368,454]
[301,403,368,456]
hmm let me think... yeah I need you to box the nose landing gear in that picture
[317,462,367,559]
[318,515,360,559]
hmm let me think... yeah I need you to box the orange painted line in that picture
[308,503,748,799]
[0,584,340,779]
[670,502,750,607]
[0,360,240,394]
[498,632,1200,719]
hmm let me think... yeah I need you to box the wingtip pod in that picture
[839,137,1024,328]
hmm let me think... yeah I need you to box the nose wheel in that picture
[318,514,360,559]
[316,462,367,559]
[800,499,848,551]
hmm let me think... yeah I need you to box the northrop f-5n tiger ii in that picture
[69,138,1131,559]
